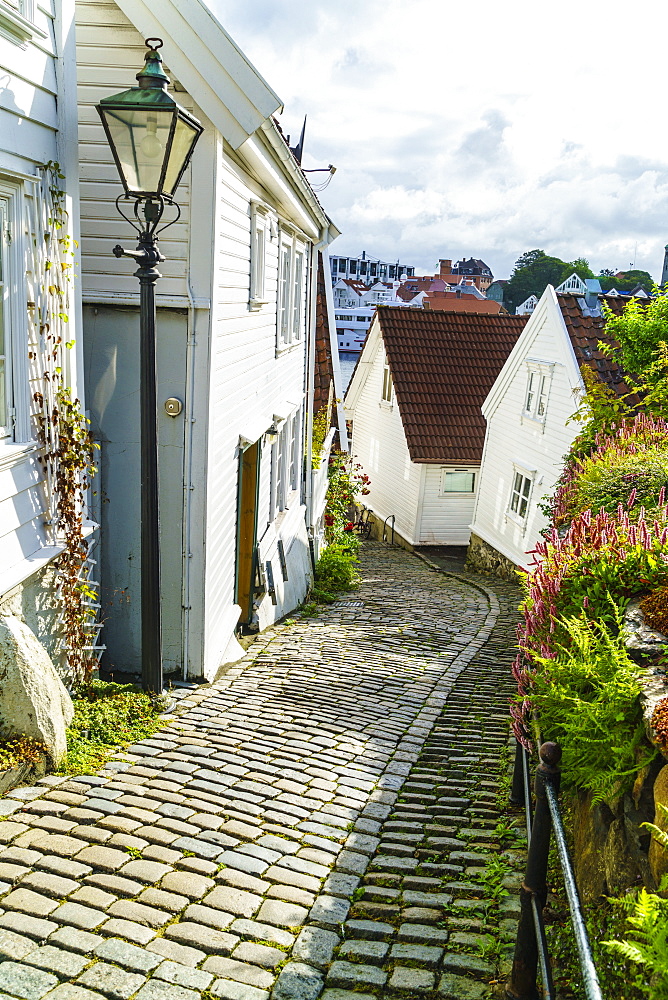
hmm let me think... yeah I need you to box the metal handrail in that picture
[506,739,603,1000]
[382,514,395,544]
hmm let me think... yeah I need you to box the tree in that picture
[598,269,654,295]
[602,294,668,376]
[504,249,568,311]
[504,251,594,311]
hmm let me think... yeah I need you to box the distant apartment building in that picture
[438,257,494,292]
[330,251,415,286]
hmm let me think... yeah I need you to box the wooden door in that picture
[235,441,260,624]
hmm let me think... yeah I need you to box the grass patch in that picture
[58,679,166,775]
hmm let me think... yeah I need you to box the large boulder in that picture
[0,614,74,765]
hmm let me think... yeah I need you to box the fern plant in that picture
[603,890,668,999]
[527,613,657,802]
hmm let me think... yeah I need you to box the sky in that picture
[211,0,668,282]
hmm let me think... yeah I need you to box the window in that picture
[0,182,26,442]
[269,413,301,520]
[0,0,38,44]
[0,200,10,438]
[442,470,475,493]
[509,471,532,520]
[381,360,393,402]
[338,258,346,272]
[523,363,552,422]
[249,202,268,310]
[277,234,306,350]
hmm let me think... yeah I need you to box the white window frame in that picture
[249,201,270,311]
[440,468,476,496]
[381,358,393,404]
[276,229,306,352]
[507,465,535,525]
[0,178,29,445]
[522,360,553,426]
[269,410,302,520]
[0,0,42,44]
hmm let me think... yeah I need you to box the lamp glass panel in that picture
[102,106,175,195]
[163,117,200,195]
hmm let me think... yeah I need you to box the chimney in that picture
[439,259,452,277]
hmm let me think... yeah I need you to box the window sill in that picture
[249,298,269,312]
[276,340,302,358]
[505,511,528,530]
[0,440,40,473]
[0,3,46,43]
[379,400,393,409]
[521,413,546,430]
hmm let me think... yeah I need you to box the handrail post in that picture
[510,739,525,806]
[506,741,562,1000]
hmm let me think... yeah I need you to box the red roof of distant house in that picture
[425,293,502,314]
[377,307,527,463]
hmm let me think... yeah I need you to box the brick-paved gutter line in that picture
[0,545,519,1000]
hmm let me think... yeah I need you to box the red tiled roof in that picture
[557,294,632,397]
[377,306,527,464]
[424,293,502,313]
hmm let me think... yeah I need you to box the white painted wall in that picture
[471,289,583,568]
[0,0,82,632]
[202,136,311,676]
[76,0,193,303]
[417,465,479,545]
[76,0,327,681]
[348,331,421,544]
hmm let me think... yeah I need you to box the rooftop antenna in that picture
[290,116,307,165]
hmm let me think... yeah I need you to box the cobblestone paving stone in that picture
[0,543,521,1000]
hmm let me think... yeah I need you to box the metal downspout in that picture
[181,286,197,682]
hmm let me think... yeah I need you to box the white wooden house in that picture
[469,285,629,577]
[344,307,526,547]
[0,0,86,671]
[76,0,339,682]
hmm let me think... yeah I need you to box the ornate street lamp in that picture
[96,39,203,694]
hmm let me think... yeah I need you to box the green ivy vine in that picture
[31,161,99,689]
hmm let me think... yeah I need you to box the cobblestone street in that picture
[0,543,523,1000]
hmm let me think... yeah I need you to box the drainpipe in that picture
[181,278,198,682]
[305,227,331,534]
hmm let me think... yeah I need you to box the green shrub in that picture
[313,544,360,602]
[527,615,656,803]
[570,448,668,519]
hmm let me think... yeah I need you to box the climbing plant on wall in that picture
[28,162,100,689]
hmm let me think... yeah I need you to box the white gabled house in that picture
[76,0,339,681]
[344,307,526,547]
[469,284,629,578]
[0,0,88,672]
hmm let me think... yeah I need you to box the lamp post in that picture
[96,39,203,693]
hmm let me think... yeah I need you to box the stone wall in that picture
[466,532,520,582]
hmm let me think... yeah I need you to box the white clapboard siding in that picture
[350,337,421,544]
[202,143,309,674]
[472,305,581,567]
[0,0,70,593]
[417,466,479,545]
[75,0,192,301]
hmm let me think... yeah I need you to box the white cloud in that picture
[210,0,667,279]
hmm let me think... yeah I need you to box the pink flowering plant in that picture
[312,453,371,603]
[514,407,668,799]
